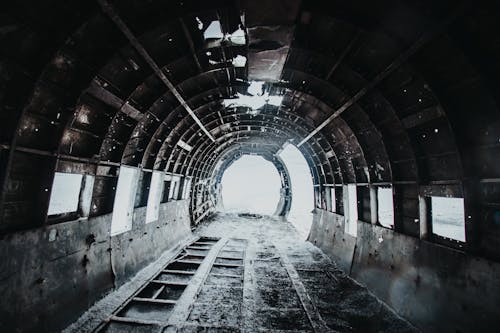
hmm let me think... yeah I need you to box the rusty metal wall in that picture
[0,200,191,333]
[310,208,500,333]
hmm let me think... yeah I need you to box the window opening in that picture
[111,166,138,235]
[378,187,394,228]
[345,184,358,236]
[431,197,466,242]
[48,173,83,216]
[146,171,164,223]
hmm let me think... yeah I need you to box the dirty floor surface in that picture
[67,213,418,333]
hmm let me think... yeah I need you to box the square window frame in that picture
[47,172,93,224]
[426,195,467,249]
[377,186,395,229]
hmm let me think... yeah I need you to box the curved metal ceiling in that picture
[0,0,499,260]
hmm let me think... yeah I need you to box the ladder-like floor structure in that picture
[69,214,418,333]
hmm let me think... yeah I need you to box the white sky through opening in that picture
[279,144,314,239]
[431,197,466,242]
[48,173,83,215]
[220,155,281,215]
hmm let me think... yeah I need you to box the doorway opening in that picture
[278,144,314,239]
[220,155,281,216]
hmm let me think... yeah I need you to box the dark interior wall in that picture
[0,200,191,333]
[112,200,191,286]
[310,209,500,333]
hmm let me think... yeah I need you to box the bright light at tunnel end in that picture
[220,155,282,216]
[218,144,314,240]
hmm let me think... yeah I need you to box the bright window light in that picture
[111,166,138,235]
[431,197,466,242]
[220,155,281,215]
[330,187,336,212]
[345,184,358,236]
[279,144,314,239]
[48,172,83,215]
[378,187,394,228]
[146,171,164,223]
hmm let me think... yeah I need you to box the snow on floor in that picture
[195,213,419,332]
[65,213,419,333]
[62,237,195,333]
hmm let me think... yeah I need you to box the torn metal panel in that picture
[240,0,301,82]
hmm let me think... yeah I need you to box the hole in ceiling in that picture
[204,20,224,40]
[203,21,246,45]
[231,55,247,67]
[223,81,284,110]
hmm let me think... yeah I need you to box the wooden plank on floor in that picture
[166,238,229,327]
[210,273,243,279]
[132,297,176,305]
[151,280,189,286]
[108,315,163,326]
[162,269,196,275]
[186,246,212,250]
[212,262,244,268]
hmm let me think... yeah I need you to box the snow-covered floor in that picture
[65,213,418,333]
